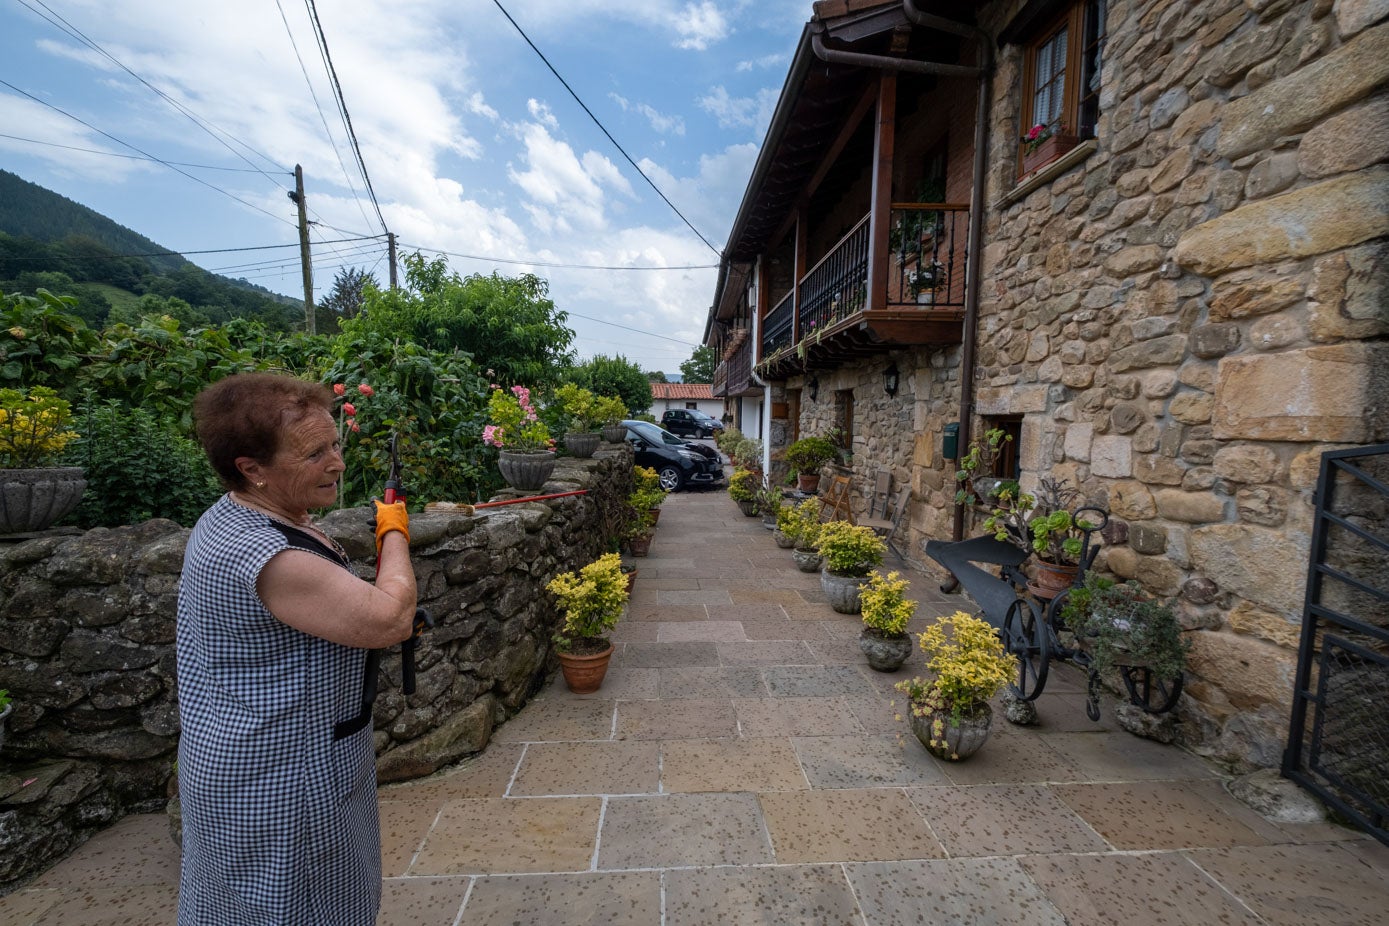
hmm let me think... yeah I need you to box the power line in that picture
[565,311,700,347]
[303,0,388,236]
[489,0,720,256]
[0,78,297,228]
[0,235,380,261]
[399,241,716,272]
[15,0,292,192]
[0,132,286,173]
[273,0,375,235]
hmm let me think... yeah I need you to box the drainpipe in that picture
[748,256,772,478]
[812,2,993,543]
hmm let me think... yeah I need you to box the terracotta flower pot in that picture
[623,567,637,593]
[557,642,615,694]
[648,508,661,526]
[796,473,821,493]
[1028,561,1079,601]
[497,450,556,492]
[629,533,653,557]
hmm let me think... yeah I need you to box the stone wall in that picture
[962,0,1387,768]
[0,447,631,891]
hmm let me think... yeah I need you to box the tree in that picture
[317,267,378,332]
[647,370,668,383]
[680,345,717,384]
[347,253,575,387]
[571,354,652,414]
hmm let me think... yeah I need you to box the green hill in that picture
[0,169,302,330]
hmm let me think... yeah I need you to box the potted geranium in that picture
[815,521,886,614]
[595,395,630,443]
[0,386,86,534]
[895,610,1014,761]
[784,436,837,492]
[1020,120,1079,174]
[859,570,917,671]
[546,552,628,692]
[554,383,602,458]
[728,469,760,516]
[906,260,946,305]
[483,384,555,491]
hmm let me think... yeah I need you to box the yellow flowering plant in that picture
[859,570,916,636]
[778,498,822,550]
[0,387,78,468]
[895,611,1014,747]
[728,468,759,502]
[592,394,629,428]
[815,521,886,576]
[546,552,629,654]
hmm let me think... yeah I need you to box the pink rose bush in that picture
[483,384,553,452]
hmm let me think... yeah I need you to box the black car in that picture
[624,419,724,491]
[660,408,724,438]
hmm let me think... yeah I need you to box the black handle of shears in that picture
[400,608,433,695]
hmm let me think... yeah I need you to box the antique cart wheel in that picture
[1002,598,1050,701]
[1119,666,1184,714]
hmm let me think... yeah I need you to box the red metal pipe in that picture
[473,489,589,509]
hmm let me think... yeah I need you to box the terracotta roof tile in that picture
[651,383,714,400]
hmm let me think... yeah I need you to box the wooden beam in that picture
[772,84,876,248]
[867,72,896,314]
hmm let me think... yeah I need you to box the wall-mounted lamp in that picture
[808,376,819,402]
[883,363,900,397]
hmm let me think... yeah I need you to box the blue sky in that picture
[0,0,809,373]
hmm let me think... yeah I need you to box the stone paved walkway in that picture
[5,486,1389,924]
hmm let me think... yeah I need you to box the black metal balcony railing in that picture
[798,215,869,340]
[763,290,794,358]
[887,204,968,309]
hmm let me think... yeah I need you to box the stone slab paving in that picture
[6,485,1389,925]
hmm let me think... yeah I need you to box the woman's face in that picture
[259,409,344,512]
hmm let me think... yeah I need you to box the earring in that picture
[255,481,266,489]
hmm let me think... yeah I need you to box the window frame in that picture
[1017,0,1106,178]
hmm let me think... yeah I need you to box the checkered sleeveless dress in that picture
[176,495,380,925]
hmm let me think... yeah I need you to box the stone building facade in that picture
[709,0,1387,770]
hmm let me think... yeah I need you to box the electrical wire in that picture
[273,0,376,235]
[565,311,700,347]
[14,0,292,191]
[0,236,379,261]
[0,78,297,228]
[0,132,286,173]
[399,241,716,272]
[489,0,720,256]
[303,0,388,235]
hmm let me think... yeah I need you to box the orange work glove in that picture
[372,499,410,555]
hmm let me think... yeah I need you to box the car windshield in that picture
[627,420,689,447]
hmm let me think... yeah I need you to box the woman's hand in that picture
[372,500,410,555]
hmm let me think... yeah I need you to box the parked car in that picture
[623,419,724,491]
[661,408,724,438]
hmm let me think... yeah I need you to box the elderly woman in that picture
[176,373,416,925]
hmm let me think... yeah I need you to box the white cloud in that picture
[607,93,685,136]
[696,85,778,133]
[672,2,731,50]
[507,117,634,235]
[736,52,788,72]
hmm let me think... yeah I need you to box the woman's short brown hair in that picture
[193,373,335,490]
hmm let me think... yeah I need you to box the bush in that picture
[860,570,916,635]
[815,521,886,576]
[778,498,822,549]
[66,401,223,527]
[728,468,760,502]
[784,436,837,474]
[546,552,628,651]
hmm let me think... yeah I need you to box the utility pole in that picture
[387,231,398,289]
[292,164,315,334]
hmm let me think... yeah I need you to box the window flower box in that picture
[1021,133,1080,176]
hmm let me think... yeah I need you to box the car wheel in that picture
[657,465,685,492]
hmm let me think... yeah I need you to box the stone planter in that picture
[792,547,823,573]
[859,629,912,672]
[909,701,993,761]
[773,529,795,549]
[602,424,627,443]
[0,467,87,534]
[761,514,777,530]
[915,291,935,305]
[497,450,556,492]
[564,431,601,458]
[557,642,615,694]
[735,498,758,517]
[820,570,868,614]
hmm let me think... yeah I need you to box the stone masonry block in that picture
[1213,343,1384,442]
[1174,166,1389,276]
[1212,445,1282,483]
[1064,421,1094,462]
[1155,489,1227,523]
[1091,435,1133,477]
[1217,22,1389,159]
[1299,95,1389,179]
[1189,522,1311,617]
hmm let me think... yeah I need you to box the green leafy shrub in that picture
[816,521,886,576]
[728,468,759,502]
[0,386,78,467]
[784,436,836,475]
[778,498,822,550]
[860,570,916,636]
[66,401,222,527]
[547,552,628,652]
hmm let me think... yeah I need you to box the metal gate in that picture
[1284,443,1389,846]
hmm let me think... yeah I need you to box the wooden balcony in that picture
[757,205,967,379]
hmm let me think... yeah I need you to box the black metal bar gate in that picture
[1283,443,1389,846]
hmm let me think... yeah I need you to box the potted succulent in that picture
[595,395,630,443]
[554,383,602,458]
[784,436,837,492]
[782,499,824,571]
[0,386,86,534]
[859,570,917,671]
[546,552,629,692]
[728,469,760,516]
[895,610,1014,761]
[815,521,887,614]
[952,427,1015,508]
[484,384,556,491]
